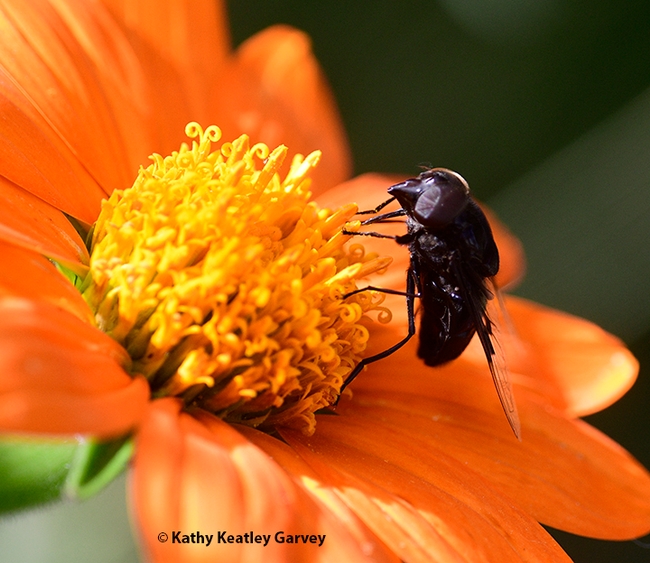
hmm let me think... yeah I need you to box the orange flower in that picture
[1,1,649,562]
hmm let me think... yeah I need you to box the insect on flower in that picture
[342,168,521,439]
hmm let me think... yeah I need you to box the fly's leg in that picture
[338,267,418,396]
[343,285,418,299]
[359,209,406,226]
[342,215,413,239]
[341,229,398,239]
[355,196,397,215]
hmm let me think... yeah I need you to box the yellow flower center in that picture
[81,123,390,434]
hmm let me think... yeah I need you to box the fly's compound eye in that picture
[413,169,470,229]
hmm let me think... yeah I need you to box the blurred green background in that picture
[2,0,650,561]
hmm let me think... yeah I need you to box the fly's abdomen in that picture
[416,273,476,366]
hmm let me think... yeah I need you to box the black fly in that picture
[342,168,521,438]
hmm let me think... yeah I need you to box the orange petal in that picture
[505,296,638,416]
[238,425,400,563]
[317,173,401,211]
[341,386,650,539]
[0,176,88,270]
[102,0,229,131]
[0,71,105,222]
[281,419,572,563]
[131,399,374,563]
[48,0,158,174]
[0,240,92,321]
[0,0,144,199]
[0,297,148,437]
[211,25,352,194]
[481,205,526,290]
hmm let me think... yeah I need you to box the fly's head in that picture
[388,168,470,230]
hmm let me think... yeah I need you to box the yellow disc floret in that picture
[82,123,390,434]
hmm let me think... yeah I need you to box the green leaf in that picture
[0,436,76,514]
[66,435,134,500]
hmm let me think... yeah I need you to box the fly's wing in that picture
[456,267,521,439]
[483,279,521,439]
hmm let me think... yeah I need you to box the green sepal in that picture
[52,260,83,290]
[0,436,77,514]
[66,434,134,500]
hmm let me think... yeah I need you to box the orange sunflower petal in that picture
[0,240,91,321]
[505,295,638,416]
[0,0,144,200]
[238,425,401,563]
[0,297,148,437]
[48,0,157,174]
[344,320,650,539]
[281,419,572,563]
[102,0,229,132]
[0,68,104,222]
[0,176,88,269]
[132,399,377,563]
[342,375,650,539]
[481,206,526,289]
[211,25,351,194]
